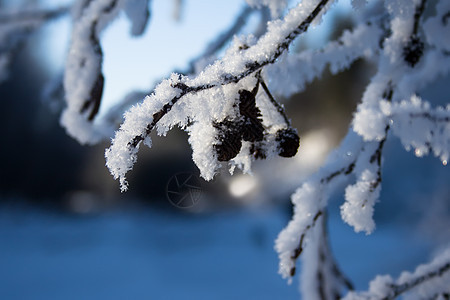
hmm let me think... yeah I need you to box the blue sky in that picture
[40,0,244,113]
[100,0,245,111]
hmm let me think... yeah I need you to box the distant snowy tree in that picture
[1,0,449,298]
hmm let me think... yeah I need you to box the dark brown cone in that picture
[214,120,243,161]
[276,128,300,157]
[238,90,265,142]
[403,36,424,67]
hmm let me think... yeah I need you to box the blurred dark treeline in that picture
[0,25,199,210]
[0,37,99,206]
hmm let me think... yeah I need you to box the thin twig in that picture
[185,5,254,74]
[382,262,450,300]
[320,162,356,184]
[257,72,291,126]
[412,0,428,36]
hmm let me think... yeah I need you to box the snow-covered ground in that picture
[0,204,300,299]
[0,200,434,299]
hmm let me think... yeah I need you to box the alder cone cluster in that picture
[214,89,300,161]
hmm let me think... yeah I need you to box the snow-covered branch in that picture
[301,212,354,299]
[276,86,391,280]
[275,129,360,280]
[275,1,450,295]
[61,0,151,145]
[266,18,386,97]
[381,94,450,163]
[105,0,332,191]
[343,249,450,299]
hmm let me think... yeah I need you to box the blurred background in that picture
[0,0,449,299]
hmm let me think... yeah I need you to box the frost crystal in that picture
[341,169,379,234]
